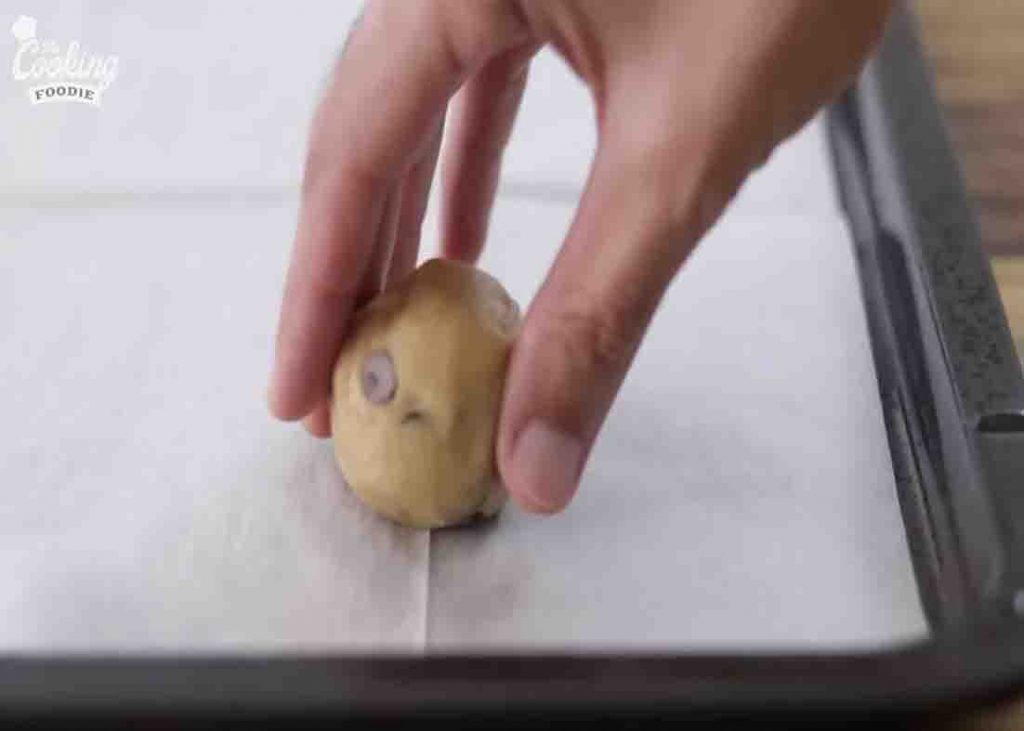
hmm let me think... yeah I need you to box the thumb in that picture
[497,120,742,514]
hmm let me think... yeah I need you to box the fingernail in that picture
[510,422,585,513]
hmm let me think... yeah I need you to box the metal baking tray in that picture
[2,5,1022,725]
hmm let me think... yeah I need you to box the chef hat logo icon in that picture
[11,15,36,42]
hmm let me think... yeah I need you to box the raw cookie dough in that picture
[331,258,521,529]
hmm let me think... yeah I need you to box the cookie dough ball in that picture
[331,259,520,529]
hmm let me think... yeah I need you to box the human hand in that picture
[268,0,893,513]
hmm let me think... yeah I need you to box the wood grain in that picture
[992,258,1024,354]
[915,0,1024,260]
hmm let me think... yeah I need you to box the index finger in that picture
[268,0,527,421]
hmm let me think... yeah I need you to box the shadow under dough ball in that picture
[331,259,521,529]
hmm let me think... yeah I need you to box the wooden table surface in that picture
[914,3,1024,728]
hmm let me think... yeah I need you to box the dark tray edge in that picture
[3,3,1024,726]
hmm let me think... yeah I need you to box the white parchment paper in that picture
[429,201,926,651]
[0,203,428,651]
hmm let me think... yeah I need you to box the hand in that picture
[268,0,893,513]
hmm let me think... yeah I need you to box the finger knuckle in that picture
[435,0,531,68]
[537,300,643,375]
